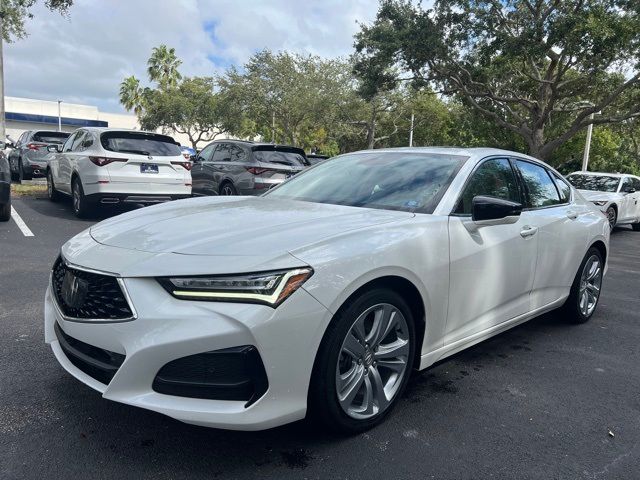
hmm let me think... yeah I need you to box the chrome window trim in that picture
[51,255,137,323]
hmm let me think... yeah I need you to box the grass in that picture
[11,183,48,197]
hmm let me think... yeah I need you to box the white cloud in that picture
[4,0,379,112]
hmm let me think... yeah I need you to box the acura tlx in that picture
[45,147,609,433]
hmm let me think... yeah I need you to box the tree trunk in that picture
[526,127,546,160]
[366,109,376,149]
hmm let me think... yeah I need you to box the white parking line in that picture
[11,206,35,237]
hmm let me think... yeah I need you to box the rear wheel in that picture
[47,170,61,202]
[0,198,10,222]
[308,288,415,434]
[72,177,92,218]
[606,206,617,231]
[632,223,640,232]
[562,247,604,324]
[219,181,237,196]
[19,160,32,182]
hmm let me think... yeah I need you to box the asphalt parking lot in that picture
[1,193,639,480]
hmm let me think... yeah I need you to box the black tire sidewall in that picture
[72,178,91,217]
[606,207,616,230]
[564,247,604,324]
[220,182,237,195]
[309,288,416,434]
[0,200,10,221]
[47,171,58,201]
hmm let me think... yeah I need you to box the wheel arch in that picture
[590,239,607,264]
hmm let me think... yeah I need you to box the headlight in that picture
[592,201,608,206]
[157,268,313,307]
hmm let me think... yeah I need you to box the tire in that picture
[632,223,640,232]
[308,288,416,434]
[605,206,617,231]
[219,181,238,196]
[46,170,61,202]
[10,162,18,182]
[19,160,32,182]
[0,199,10,222]
[562,247,604,324]
[71,177,92,218]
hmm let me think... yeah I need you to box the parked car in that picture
[180,145,196,160]
[46,128,192,218]
[191,140,310,196]
[8,130,70,182]
[45,147,609,433]
[566,172,640,231]
[0,151,11,221]
[307,153,329,165]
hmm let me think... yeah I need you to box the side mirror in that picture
[472,196,522,223]
[47,145,60,153]
[5,142,14,149]
[625,188,636,194]
[191,155,201,163]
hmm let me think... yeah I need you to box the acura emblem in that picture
[61,271,89,309]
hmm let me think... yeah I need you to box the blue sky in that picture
[4,0,380,113]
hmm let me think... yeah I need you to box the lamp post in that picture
[57,100,62,132]
[409,112,414,147]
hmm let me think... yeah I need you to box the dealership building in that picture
[4,96,200,148]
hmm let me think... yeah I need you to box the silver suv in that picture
[8,130,70,182]
[191,140,309,196]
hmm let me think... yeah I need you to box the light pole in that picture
[409,112,414,147]
[57,100,62,131]
[581,111,600,172]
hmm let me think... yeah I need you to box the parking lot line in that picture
[11,206,35,237]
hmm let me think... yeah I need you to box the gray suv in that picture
[191,140,309,196]
[8,130,70,182]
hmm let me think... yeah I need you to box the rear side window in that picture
[33,131,70,144]
[552,173,571,203]
[100,132,181,156]
[197,143,215,162]
[253,147,309,167]
[455,158,521,214]
[71,131,87,152]
[515,160,560,208]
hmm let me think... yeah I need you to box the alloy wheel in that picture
[72,182,80,213]
[607,207,616,230]
[578,255,602,317]
[335,303,410,420]
[47,173,53,198]
[221,184,234,195]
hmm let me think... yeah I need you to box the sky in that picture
[4,0,380,113]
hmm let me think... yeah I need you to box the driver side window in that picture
[455,158,521,214]
[62,133,77,152]
[197,144,215,162]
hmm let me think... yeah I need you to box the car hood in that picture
[89,196,412,257]
[577,189,620,202]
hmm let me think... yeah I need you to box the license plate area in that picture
[140,163,159,174]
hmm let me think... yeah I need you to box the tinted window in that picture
[620,178,635,193]
[33,131,70,144]
[633,178,640,191]
[516,160,561,208]
[566,174,620,193]
[71,132,87,152]
[455,158,521,214]
[62,132,77,152]
[100,132,181,156]
[266,152,467,213]
[253,147,309,167]
[211,143,230,162]
[552,173,571,203]
[198,144,215,162]
[229,144,247,162]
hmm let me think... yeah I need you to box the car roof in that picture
[341,147,543,163]
[568,171,638,179]
[211,139,304,149]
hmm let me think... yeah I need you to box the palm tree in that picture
[147,45,182,89]
[119,76,145,117]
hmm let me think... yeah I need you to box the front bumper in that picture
[44,275,331,430]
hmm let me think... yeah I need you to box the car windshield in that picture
[253,147,309,167]
[33,132,70,144]
[100,132,181,156]
[265,151,467,213]
[567,174,620,193]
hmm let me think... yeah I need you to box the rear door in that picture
[57,131,82,193]
[191,143,216,195]
[513,159,588,309]
[618,177,637,222]
[100,131,187,185]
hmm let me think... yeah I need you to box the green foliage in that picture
[0,0,73,41]
[147,45,182,90]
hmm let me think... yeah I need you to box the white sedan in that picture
[46,128,192,217]
[566,172,640,231]
[45,148,609,433]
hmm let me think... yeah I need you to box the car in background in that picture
[566,172,640,231]
[307,153,329,165]
[46,128,192,218]
[180,145,196,160]
[8,130,70,182]
[0,151,11,221]
[46,148,608,433]
[191,140,310,196]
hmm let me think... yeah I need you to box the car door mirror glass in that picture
[472,195,522,224]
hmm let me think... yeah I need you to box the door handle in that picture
[520,225,538,238]
[566,210,579,220]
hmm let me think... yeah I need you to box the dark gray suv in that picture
[191,140,309,196]
[0,151,11,221]
[8,130,70,182]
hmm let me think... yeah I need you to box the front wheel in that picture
[72,177,92,218]
[47,170,61,202]
[308,288,415,434]
[219,182,238,196]
[0,199,10,222]
[606,206,617,231]
[562,247,604,324]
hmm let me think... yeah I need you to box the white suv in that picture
[46,128,192,217]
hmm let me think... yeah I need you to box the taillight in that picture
[26,143,47,151]
[245,167,270,175]
[171,161,192,171]
[89,156,127,167]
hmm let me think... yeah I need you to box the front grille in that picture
[153,346,269,407]
[55,322,125,385]
[51,256,133,320]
